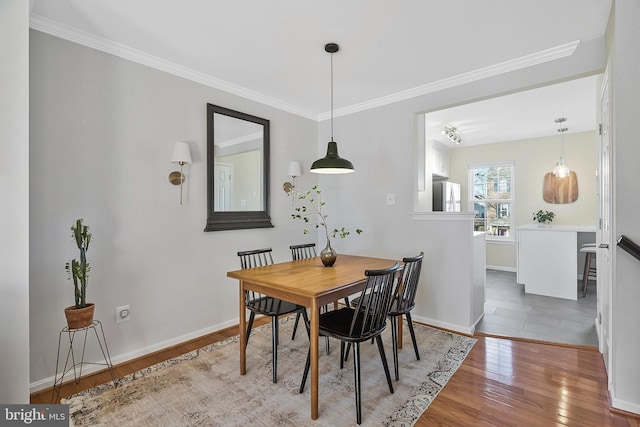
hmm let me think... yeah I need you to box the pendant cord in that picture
[330,51,334,141]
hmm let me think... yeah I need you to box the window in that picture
[469,162,514,240]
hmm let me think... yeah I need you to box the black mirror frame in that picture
[204,103,273,232]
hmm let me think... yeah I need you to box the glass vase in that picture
[320,240,337,267]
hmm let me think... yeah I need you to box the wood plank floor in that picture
[32,320,640,426]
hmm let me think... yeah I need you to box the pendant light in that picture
[552,117,571,178]
[310,43,355,174]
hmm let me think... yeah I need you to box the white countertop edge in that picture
[518,223,597,232]
[411,212,475,221]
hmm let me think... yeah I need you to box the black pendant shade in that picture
[310,42,355,174]
[310,140,355,174]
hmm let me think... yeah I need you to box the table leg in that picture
[310,298,319,420]
[239,281,246,375]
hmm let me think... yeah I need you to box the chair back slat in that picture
[393,252,424,314]
[350,263,401,339]
[290,243,317,260]
[238,248,274,269]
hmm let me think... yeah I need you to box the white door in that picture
[597,67,612,373]
[214,163,232,211]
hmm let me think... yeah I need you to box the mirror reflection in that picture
[205,104,273,232]
[213,113,264,211]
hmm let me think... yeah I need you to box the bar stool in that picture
[580,245,597,297]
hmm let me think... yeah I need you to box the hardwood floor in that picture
[32,320,640,426]
[424,334,639,426]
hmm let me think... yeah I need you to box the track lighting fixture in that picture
[441,124,462,145]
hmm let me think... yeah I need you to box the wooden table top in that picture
[227,254,399,301]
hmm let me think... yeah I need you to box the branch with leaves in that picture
[290,185,362,243]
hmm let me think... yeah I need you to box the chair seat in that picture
[318,307,385,343]
[246,296,302,317]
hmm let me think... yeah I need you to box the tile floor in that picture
[475,269,599,347]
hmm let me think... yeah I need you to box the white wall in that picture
[609,0,640,414]
[28,31,318,389]
[448,131,598,270]
[0,0,30,403]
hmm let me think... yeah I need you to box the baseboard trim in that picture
[486,265,516,273]
[609,387,640,416]
[29,318,238,393]
[411,314,473,336]
[473,330,599,350]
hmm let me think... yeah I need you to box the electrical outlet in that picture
[116,305,130,323]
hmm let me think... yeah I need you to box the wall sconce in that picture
[283,161,302,194]
[442,124,462,144]
[168,142,192,205]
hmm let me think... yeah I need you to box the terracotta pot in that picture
[64,303,95,329]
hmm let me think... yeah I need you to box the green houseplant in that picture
[64,219,94,329]
[532,210,555,224]
[291,185,362,266]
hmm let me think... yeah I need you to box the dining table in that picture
[226,254,399,420]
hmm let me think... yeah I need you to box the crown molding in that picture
[29,14,318,121]
[29,14,578,123]
[318,40,581,121]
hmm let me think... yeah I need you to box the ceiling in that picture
[426,74,599,147]
[29,1,611,144]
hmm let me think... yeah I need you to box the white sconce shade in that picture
[171,142,192,165]
[283,161,302,195]
[287,161,302,177]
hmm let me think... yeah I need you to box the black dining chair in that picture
[386,252,424,380]
[346,252,424,381]
[238,248,309,383]
[299,262,401,425]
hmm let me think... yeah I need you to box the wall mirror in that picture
[205,103,273,231]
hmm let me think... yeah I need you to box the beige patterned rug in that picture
[63,316,475,426]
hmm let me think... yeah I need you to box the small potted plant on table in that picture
[64,219,94,329]
[532,210,555,226]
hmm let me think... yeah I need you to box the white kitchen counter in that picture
[518,224,596,233]
[517,224,596,300]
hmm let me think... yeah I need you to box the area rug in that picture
[63,316,475,426]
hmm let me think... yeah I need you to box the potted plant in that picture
[290,185,362,266]
[532,210,555,225]
[64,219,94,329]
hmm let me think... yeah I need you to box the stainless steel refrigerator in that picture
[432,181,461,212]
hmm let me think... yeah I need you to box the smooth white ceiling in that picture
[29,0,611,143]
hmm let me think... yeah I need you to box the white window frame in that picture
[468,161,515,242]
